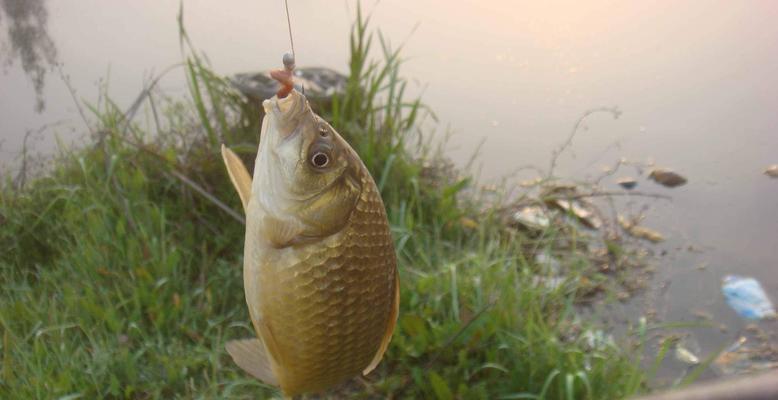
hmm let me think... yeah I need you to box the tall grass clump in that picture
[0,5,652,399]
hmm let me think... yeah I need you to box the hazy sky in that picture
[2,1,777,178]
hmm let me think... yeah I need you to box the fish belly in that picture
[247,209,396,394]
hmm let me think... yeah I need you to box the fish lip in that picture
[268,89,304,120]
[265,89,307,142]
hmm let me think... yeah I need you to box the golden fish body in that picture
[221,89,398,396]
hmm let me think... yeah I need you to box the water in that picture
[2,0,777,382]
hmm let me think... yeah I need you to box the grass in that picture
[1,5,656,399]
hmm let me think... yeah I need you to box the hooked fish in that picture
[220,54,399,397]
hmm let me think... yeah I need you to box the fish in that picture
[220,62,399,396]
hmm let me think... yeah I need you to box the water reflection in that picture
[0,0,57,111]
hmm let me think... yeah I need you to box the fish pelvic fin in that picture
[221,144,253,212]
[363,268,400,375]
[225,338,279,386]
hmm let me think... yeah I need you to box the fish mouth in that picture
[263,57,306,141]
[272,89,303,116]
[262,89,308,141]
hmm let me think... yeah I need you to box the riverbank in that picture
[0,11,664,399]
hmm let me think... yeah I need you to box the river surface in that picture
[1,0,776,384]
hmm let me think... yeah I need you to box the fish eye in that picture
[310,152,330,168]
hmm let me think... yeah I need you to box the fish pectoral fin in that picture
[261,215,308,248]
[363,268,400,375]
[221,144,253,212]
[225,338,279,386]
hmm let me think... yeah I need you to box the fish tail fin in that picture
[226,338,279,386]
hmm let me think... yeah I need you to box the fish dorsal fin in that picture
[225,338,279,386]
[220,144,253,212]
[363,268,400,375]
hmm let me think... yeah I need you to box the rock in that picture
[765,164,778,178]
[648,168,687,188]
[231,67,347,102]
[616,177,638,190]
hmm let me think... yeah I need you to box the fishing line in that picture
[284,0,295,60]
[283,0,303,94]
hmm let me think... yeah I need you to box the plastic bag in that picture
[721,275,776,320]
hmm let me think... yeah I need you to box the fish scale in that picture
[250,167,395,393]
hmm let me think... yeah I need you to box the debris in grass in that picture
[721,275,777,320]
[118,334,129,345]
[542,182,578,197]
[535,253,562,273]
[628,226,664,243]
[648,168,687,188]
[691,309,713,321]
[500,179,657,302]
[618,215,665,243]
[512,206,551,230]
[533,253,590,291]
[519,177,543,187]
[546,198,603,230]
[713,336,778,377]
[581,329,616,351]
[675,344,700,365]
[460,217,479,230]
[532,276,566,290]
